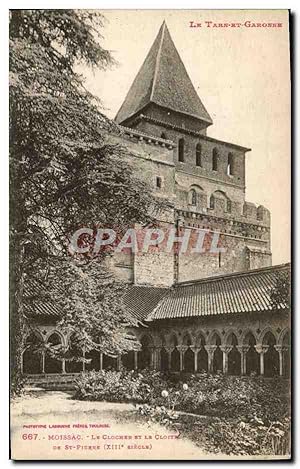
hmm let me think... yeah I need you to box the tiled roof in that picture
[24,279,168,322]
[115,22,212,126]
[123,285,169,322]
[24,264,290,322]
[24,278,61,319]
[146,264,291,321]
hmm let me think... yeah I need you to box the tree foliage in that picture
[10,10,165,389]
[270,269,291,311]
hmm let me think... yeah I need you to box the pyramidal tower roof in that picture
[115,21,213,126]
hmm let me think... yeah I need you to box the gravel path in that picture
[11,390,209,460]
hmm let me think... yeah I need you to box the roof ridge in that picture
[150,21,166,102]
[176,263,291,287]
[128,284,169,291]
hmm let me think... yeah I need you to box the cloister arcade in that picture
[22,326,291,378]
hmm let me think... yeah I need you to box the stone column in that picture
[191,347,200,373]
[117,356,122,371]
[177,346,188,372]
[61,345,66,373]
[149,347,155,370]
[255,344,269,375]
[275,345,288,376]
[156,347,161,371]
[237,346,250,375]
[41,352,45,374]
[100,352,103,371]
[205,345,217,374]
[165,347,173,371]
[134,351,138,370]
[220,346,233,374]
[152,347,161,370]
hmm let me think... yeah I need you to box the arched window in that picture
[227,333,241,375]
[44,332,63,374]
[122,351,135,370]
[169,334,178,348]
[262,332,280,377]
[103,354,117,370]
[178,138,185,162]
[212,148,218,171]
[211,333,222,373]
[189,189,197,206]
[196,143,202,167]
[65,333,83,373]
[182,333,192,346]
[22,332,43,375]
[244,332,260,376]
[227,152,234,175]
[161,132,167,140]
[210,190,230,213]
[160,348,169,371]
[138,335,153,369]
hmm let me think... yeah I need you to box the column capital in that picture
[237,345,250,354]
[220,346,233,354]
[255,344,269,354]
[148,346,156,351]
[190,346,201,353]
[165,347,174,354]
[177,345,189,353]
[204,345,217,355]
[274,345,289,353]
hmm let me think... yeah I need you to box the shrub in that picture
[74,368,168,403]
[178,375,290,423]
[136,404,179,427]
[73,371,290,456]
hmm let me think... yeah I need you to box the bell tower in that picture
[115,22,271,284]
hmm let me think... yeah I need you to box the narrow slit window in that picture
[212,148,218,171]
[196,143,202,167]
[156,176,162,189]
[178,138,185,162]
[227,152,234,176]
[210,195,215,209]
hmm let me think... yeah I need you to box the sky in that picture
[81,10,291,265]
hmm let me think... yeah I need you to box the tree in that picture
[270,269,291,311]
[10,10,165,391]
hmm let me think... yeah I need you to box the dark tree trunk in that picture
[10,236,26,394]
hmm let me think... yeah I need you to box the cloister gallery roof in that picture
[24,277,61,318]
[115,21,212,126]
[145,263,291,321]
[25,263,290,322]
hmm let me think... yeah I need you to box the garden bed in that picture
[74,369,291,456]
